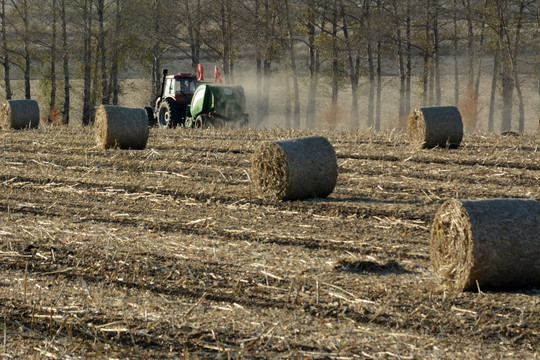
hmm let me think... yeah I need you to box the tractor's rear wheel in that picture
[194,115,207,128]
[236,116,249,129]
[158,99,179,128]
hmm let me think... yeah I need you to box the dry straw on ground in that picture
[94,105,149,149]
[0,99,40,129]
[252,135,338,200]
[430,198,540,291]
[407,106,463,149]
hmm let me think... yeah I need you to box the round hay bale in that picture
[95,105,149,150]
[252,136,338,201]
[430,199,540,291]
[0,99,40,129]
[407,106,463,149]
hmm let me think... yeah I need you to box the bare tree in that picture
[452,0,459,105]
[81,0,93,125]
[284,0,300,128]
[96,0,108,104]
[49,0,58,121]
[487,49,498,132]
[433,0,440,106]
[108,0,121,105]
[340,0,361,128]
[61,0,70,123]
[10,0,32,99]
[375,0,382,131]
[512,0,526,133]
[305,1,321,129]
[366,0,375,128]
[183,0,201,75]
[1,0,12,100]
[391,0,407,122]
[405,0,411,116]
[330,0,339,110]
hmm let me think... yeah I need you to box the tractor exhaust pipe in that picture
[160,68,168,98]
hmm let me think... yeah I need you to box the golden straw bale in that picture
[95,105,149,150]
[430,199,540,291]
[0,99,40,129]
[407,106,463,149]
[252,136,338,200]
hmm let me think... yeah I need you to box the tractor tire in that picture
[158,98,179,128]
[237,116,249,129]
[194,115,208,128]
[145,106,157,127]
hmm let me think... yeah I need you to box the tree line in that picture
[1,0,539,132]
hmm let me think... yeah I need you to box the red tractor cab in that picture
[146,69,198,128]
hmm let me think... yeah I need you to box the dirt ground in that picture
[0,126,539,359]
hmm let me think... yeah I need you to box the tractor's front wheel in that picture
[145,107,157,127]
[194,115,208,128]
[158,99,179,128]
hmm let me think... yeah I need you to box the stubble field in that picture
[0,126,539,359]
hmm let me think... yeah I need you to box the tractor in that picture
[185,84,249,128]
[146,69,198,128]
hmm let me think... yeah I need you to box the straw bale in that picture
[430,199,540,291]
[0,99,40,129]
[252,136,338,200]
[95,105,149,150]
[407,106,463,149]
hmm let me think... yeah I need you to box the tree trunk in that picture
[184,0,201,74]
[331,0,339,108]
[474,0,489,104]
[422,3,429,106]
[366,0,374,128]
[340,0,358,128]
[465,0,474,90]
[375,27,382,131]
[109,0,120,105]
[488,50,498,133]
[151,1,162,101]
[285,0,300,128]
[512,1,525,133]
[21,0,31,99]
[97,0,108,104]
[220,0,229,80]
[2,0,12,100]
[82,0,93,125]
[306,5,318,129]
[405,0,411,115]
[393,0,405,122]
[49,0,57,122]
[256,56,263,125]
[452,0,459,105]
[226,0,234,83]
[500,36,513,132]
[433,1,440,106]
[261,58,271,124]
[285,72,291,129]
[61,0,69,124]
[473,5,487,126]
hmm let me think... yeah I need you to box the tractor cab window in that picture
[175,78,197,94]
[164,78,173,95]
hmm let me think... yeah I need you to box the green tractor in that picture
[185,84,249,128]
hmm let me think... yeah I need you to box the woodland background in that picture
[1,0,539,132]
